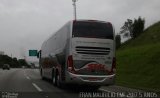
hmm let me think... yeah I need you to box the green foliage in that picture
[116,21,160,93]
[132,17,145,38]
[120,21,160,48]
[120,16,145,39]
[18,59,28,66]
[115,34,121,49]
[12,57,21,68]
[0,55,30,68]
[120,19,133,36]
[0,55,12,67]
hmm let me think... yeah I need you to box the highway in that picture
[0,68,84,98]
[0,68,105,98]
[0,68,159,98]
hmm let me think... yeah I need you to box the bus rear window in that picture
[72,21,113,39]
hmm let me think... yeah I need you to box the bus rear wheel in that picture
[52,74,57,86]
[40,69,45,80]
[56,74,61,87]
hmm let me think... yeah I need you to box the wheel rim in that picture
[57,74,60,87]
[40,69,43,78]
[53,76,56,85]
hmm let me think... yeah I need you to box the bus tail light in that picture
[67,55,76,73]
[110,57,116,74]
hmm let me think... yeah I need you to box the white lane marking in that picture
[99,88,112,93]
[26,76,30,80]
[24,70,31,80]
[24,70,27,76]
[32,83,43,92]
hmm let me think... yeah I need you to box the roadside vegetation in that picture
[116,21,160,93]
[0,55,30,68]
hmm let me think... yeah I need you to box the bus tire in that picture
[40,69,45,80]
[52,70,57,86]
[56,73,61,87]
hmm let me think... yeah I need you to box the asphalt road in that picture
[0,68,102,98]
[0,68,159,98]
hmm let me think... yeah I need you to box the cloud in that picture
[0,0,160,59]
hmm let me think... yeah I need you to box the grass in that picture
[120,21,160,48]
[116,21,160,93]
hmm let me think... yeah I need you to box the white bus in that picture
[38,20,116,89]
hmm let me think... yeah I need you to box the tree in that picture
[0,55,30,68]
[0,55,12,67]
[18,59,30,68]
[132,17,145,38]
[12,57,20,68]
[115,34,121,49]
[120,19,133,37]
[18,59,27,65]
[120,17,145,39]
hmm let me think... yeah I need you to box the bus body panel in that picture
[39,20,116,86]
[40,21,71,79]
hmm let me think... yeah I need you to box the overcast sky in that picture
[0,0,160,60]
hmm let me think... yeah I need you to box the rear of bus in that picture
[66,20,116,86]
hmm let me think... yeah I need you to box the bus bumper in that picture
[65,72,115,86]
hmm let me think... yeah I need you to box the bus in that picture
[38,20,116,89]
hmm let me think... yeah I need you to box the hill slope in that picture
[116,22,160,93]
